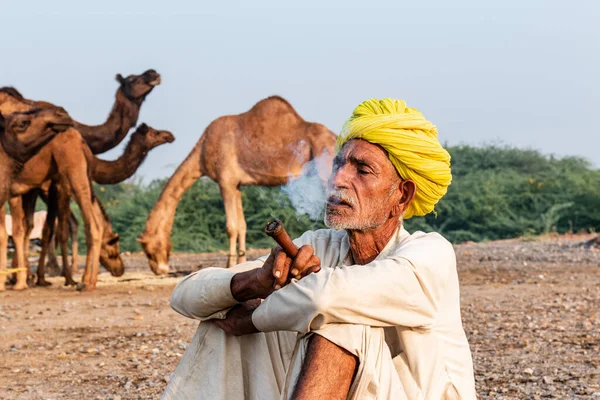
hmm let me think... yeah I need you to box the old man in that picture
[162,98,476,399]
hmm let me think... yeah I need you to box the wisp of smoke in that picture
[281,149,332,221]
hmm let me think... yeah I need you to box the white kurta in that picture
[163,227,476,400]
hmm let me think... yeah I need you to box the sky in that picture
[2,0,599,181]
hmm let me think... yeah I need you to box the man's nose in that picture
[329,164,351,190]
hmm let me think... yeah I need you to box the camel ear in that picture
[136,237,145,244]
[115,74,125,84]
[107,233,120,245]
[138,123,149,134]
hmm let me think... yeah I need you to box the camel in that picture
[5,122,125,291]
[139,96,337,274]
[0,69,160,289]
[0,69,161,154]
[37,123,175,284]
[0,107,73,291]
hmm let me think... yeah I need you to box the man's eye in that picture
[358,169,370,175]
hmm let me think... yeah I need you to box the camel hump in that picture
[246,96,303,120]
[0,87,25,100]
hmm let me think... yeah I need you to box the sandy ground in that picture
[0,236,598,399]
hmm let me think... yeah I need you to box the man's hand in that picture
[213,299,261,336]
[230,246,321,302]
[269,245,321,289]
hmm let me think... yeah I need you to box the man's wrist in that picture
[237,309,259,335]
[231,269,266,302]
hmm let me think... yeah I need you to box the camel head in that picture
[0,107,73,163]
[99,230,125,277]
[137,234,171,276]
[115,69,161,102]
[134,123,175,150]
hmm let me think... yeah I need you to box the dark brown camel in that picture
[0,107,73,290]
[1,70,160,288]
[139,96,337,274]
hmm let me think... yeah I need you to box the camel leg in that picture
[69,212,79,275]
[47,233,60,273]
[22,192,38,286]
[219,184,239,268]
[235,191,247,265]
[53,137,103,291]
[37,185,59,286]
[0,206,7,291]
[46,230,61,275]
[9,197,28,290]
[68,181,103,292]
[46,194,61,276]
[56,188,76,286]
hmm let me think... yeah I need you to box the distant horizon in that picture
[3,0,598,181]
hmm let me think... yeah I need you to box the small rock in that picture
[543,376,553,384]
[524,368,534,375]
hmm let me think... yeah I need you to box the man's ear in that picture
[391,180,416,217]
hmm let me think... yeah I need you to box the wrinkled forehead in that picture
[337,139,395,168]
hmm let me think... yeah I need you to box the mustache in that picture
[327,191,356,207]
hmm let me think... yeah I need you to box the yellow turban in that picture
[337,98,452,219]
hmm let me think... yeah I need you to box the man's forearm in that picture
[292,335,357,399]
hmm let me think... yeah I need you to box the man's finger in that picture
[273,250,292,289]
[290,245,315,279]
[300,255,321,278]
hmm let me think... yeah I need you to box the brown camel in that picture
[0,69,161,154]
[38,123,175,283]
[7,124,124,291]
[0,107,73,291]
[1,69,159,288]
[139,96,337,274]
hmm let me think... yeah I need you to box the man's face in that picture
[325,139,402,231]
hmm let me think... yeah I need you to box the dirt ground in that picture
[1,236,599,399]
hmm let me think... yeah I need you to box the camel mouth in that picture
[148,77,161,86]
[111,268,125,277]
[163,133,175,143]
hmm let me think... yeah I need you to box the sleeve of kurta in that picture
[169,259,265,321]
[252,233,454,334]
[169,232,317,322]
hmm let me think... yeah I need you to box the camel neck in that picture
[74,89,142,155]
[0,147,20,200]
[90,133,148,185]
[143,140,204,238]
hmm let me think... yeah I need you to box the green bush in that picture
[63,145,600,252]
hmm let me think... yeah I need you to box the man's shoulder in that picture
[294,228,347,247]
[394,229,455,263]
